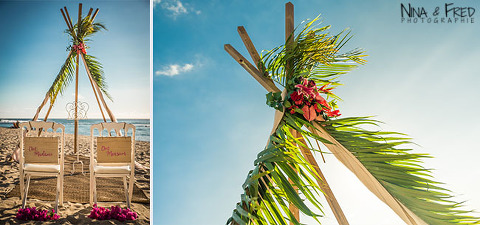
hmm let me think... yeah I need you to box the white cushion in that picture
[94,165,131,174]
[24,163,60,173]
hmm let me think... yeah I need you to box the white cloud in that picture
[155,63,194,76]
[165,0,187,16]
[160,0,200,18]
[152,0,162,8]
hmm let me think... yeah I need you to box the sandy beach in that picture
[0,127,150,224]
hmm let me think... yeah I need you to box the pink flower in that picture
[89,205,137,221]
[16,207,59,221]
[295,78,316,97]
[290,91,304,105]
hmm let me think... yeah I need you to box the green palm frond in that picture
[70,16,107,44]
[228,15,479,225]
[49,11,111,104]
[47,51,76,104]
[322,117,480,225]
[83,54,112,101]
[262,16,366,92]
[229,118,326,225]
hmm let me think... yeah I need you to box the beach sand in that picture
[0,127,150,224]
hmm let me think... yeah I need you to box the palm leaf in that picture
[47,51,76,104]
[321,117,480,225]
[69,15,107,44]
[83,54,112,101]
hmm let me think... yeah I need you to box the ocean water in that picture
[0,118,150,142]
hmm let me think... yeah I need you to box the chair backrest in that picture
[19,121,65,165]
[90,122,135,165]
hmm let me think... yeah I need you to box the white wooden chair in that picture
[19,121,65,213]
[90,122,135,208]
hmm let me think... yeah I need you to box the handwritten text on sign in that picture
[24,137,58,163]
[97,137,132,163]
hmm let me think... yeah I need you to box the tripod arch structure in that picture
[225,2,479,225]
[32,3,117,153]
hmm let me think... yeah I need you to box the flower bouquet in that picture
[16,207,60,221]
[88,204,138,222]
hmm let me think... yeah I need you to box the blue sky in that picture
[0,0,149,119]
[154,0,480,224]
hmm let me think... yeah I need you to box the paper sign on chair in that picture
[24,137,59,164]
[96,137,131,163]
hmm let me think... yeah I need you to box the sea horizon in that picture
[0,118,150,142]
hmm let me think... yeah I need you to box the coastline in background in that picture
[0,118,150,142]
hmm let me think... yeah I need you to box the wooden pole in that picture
[309,123,426,225]
[32,93,49,121]
[224,44,278,93]
[80,54,117,122]
[87,8,93,19]
[225,3,353,225]
[64,7,74,33]
[288,128,300,225]
[60,9,72,31]
[237,26,266,74]
[32,50,73,122]
[92,8,100,21]
[73,3,82,154]
[284,3,299,224]
[43,103,54,122]
[74,51,79,154]
[294,131,350,224]
[82,53,107,122]
[285,2,294,81]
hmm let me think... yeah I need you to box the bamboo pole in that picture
[62,8,77,41]
[237,26,266,74]
[82,53,107,122]
[32,93,49,121]
[32,50,73,122]
[73,3,82,154]
[285,2,294,81]
[60,9,72,31]
[92,8,99,21]
[309,123,426,225]
[64,7,74,34]
[80,54,117,122]
[224,44,279,93]
[293,130,350,224]
[87,8,93,19]
[43,103,54,122]
[288,128,300,225]
[74,51,79,154]
[284,3,299,224]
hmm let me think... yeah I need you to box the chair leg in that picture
[22,175,31,208]
[55,175,59,213]
[20,170,24,203]
[60,171,64,206]
[123,177,130,209]
[89,173,94,206]
[93,176,97,205]
[128,175,134,209]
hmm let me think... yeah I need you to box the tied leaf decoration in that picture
[228,16,480,225]
[266,92,283,111]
